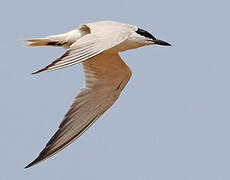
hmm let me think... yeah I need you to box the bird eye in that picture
[136,28,156,40]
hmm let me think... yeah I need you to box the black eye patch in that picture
[136,28,156,40]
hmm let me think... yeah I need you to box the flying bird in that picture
[24,21,171,168]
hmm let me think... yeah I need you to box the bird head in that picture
[134,28,171,46]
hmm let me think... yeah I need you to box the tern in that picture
[24,21,171,168]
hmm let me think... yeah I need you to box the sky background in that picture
[1,0,230,179]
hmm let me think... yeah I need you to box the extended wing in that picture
[25,52,132,168]
[31,29,129,74]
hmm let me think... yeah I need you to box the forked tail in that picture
[24,38,68,47]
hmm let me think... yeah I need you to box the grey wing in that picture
[25,53,132,168]
[32,31,128,74]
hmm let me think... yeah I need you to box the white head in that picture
[108,21,171,52]
[87,21,171,52]
[133,27,171,47]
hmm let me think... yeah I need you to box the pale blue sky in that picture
[1,0,230,179]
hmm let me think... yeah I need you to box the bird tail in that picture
[24,38,68,47]
[23,28,85,48]
[23,31,73,47]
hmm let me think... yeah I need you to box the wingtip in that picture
[31,71,40,75]
[25,154,48,168]
[24,163,33,169]
[24,159,39,168]
[31,69,47,75]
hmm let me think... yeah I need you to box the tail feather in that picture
[23,28,84,48]
[24,38,67,47]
